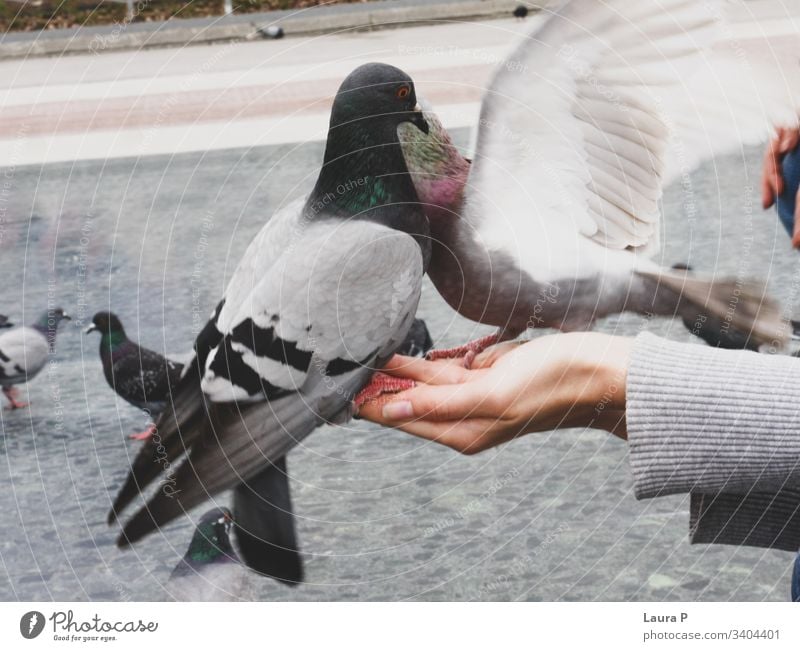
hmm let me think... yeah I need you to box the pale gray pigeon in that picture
[0,308,71,409]
[399,0,800,361]
[110,62,431,585]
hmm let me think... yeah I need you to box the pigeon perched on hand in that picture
[84,311,184,440]
[167,508,251,601]
[0,308,71,409]
[110,62,431,585]
[0,315,12,329]
[398,0,798,363]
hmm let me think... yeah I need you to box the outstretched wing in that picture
[114,219,424,544]
[467,0,797,267]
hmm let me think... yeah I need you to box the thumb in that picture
[381,382,497,422]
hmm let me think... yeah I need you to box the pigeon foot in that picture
[129,424,156,441]
[353,373,415,413]
[424,332,501,368]
[2,387,28,410]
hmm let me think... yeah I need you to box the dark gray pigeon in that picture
[0,315,12,329]
[167,508,251,601]
[110,62,431,585]
[0,308,71,409]
[85,311,184,440]
[398,0,795,363]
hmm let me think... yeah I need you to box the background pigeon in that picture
[0,315,12,329]
[0,308,71,409]
[397,0,799,362]
[85,311,184,440]
[513,4,528,20]
[167,508,251,601]
[110,63,431,585]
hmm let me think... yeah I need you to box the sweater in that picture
[626,332,800,551]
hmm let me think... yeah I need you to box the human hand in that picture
[762,126,800,213]
[358,332,633,455]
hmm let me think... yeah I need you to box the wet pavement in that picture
[1,129,799,601]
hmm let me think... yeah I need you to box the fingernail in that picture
[382,401,414,420]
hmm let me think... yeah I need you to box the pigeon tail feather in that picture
[640,269,790,349]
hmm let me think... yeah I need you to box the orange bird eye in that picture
[396,86,410,99]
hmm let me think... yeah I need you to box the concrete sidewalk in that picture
[0,4,796,168]
[0,0,532,60]
[0,17,538,166]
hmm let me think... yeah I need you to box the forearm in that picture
[626,332,800,499]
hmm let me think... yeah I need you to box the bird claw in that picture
[424,332,501,369]
[2,387,28,410]
[129,424,156,441]
[353,372,415,415]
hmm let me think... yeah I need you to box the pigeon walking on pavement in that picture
[396,0,799,365]
[167,508,252,601]
[0,308,71,409]
[109,62,432,585]
[84,311,184,440]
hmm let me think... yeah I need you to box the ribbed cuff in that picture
[626,332,800,500]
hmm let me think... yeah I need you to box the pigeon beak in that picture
[84,323,97,334]
[407,103,429,135]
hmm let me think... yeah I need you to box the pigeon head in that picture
[84,311,126,338]
[310,63,432,245]
[330,62,429,136]
[31,308,71,347]
[185,508,236,565]
[0,314,12,329]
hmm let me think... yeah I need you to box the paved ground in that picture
[0,9,799,602]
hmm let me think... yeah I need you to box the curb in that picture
[0,0,539,60]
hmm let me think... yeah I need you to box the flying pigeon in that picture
[167,508,251,601]
[109,62,431,584]
[0,308,71,409]
[0,315,12,329]
[84,311,184,440]
[397,0,799,363]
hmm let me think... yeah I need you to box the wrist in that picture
[572,334,632,430]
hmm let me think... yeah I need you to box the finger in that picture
[762,163,777,209]
[379,381,501,423]
[378,416,510,454]
[762,147,780,209]
[780,127,800,154]
[379,354,471,385]
[792,190,800,249]
[471,341,522,369]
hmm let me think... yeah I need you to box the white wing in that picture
[466,0,798,275]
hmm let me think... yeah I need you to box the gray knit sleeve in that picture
[626,332,800,551]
